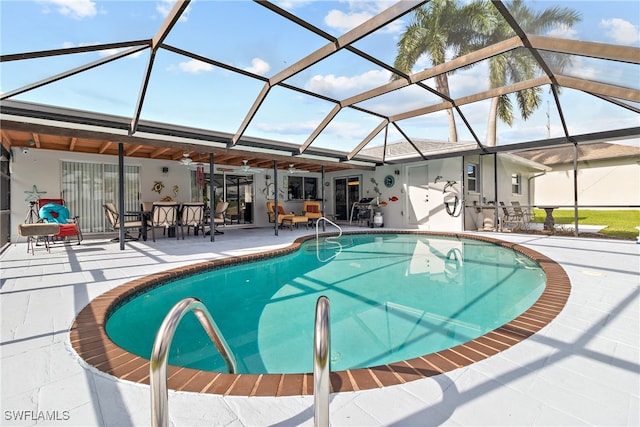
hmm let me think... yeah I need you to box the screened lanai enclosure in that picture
[1,0,638,244]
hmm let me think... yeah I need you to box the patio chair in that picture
[212,201,229,235]
[149,202,179,241]
[266,201,294,227]
[511,201,533,229]
[103,202,143,241]
[499,201,528,231]
[179,202,205,239]
[37,198,82,244]
[302,200,322,224]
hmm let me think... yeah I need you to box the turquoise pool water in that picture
[106,234,545,374]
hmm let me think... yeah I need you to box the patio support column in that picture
[273,160,278,236]
[493,153,498,229]
[572,143,579,236]
[321,166,326,232]
[461,157,467,230]
[210,153,215,242]
[118,142,125,250]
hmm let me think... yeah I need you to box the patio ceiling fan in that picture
[287,164,309,174]
[239,160,262,173]
[178,153,193,166]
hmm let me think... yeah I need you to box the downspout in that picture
[573,143,579,236]
[527,171,546,208]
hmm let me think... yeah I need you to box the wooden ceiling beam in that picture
[1,130,11,152]
[150,146,171,158]
[125,144,143,156]
[0,120,375,171]
[31,133,41,148]
[99,141,112,154]
[69,137,77,151]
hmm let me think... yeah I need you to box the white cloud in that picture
[156,0,175,17]
[244,58,271,76]
[600,18,639,45]
[156,0,189,21]
[275,1,313,10]
[97,48,145,59]
[178,59,213,74]
[547,24,579,40]
[324,1,400,34]
[255,120,319,134]
[566,57,598,80]
[42,0,96,19]
[325,9,373,33]
[322,120,369,139]
[305,69,390,98]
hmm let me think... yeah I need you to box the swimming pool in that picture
[71,232,570,395]
[106,233,545,374]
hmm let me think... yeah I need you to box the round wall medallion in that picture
[384,175,395,188]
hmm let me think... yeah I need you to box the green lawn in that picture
[531,209,640,240]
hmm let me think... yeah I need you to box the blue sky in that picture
[1,0,639,153]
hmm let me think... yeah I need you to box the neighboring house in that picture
[516,142,640,208]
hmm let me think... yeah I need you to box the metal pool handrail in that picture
[150,297,237,427]
[314,295,330,427]
[315,216,342,240]
[315,217,343,263]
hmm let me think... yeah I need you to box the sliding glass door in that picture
[61,161,140,233]
[191,171,255,224]
[334,176,361,221]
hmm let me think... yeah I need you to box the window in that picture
[467,163,479,192]
[287,176,317,200]
[191,171,255,223]
[511,173,522,195]
[61,161,140,233]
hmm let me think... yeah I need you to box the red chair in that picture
[37,198,82,245]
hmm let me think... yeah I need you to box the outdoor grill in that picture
[349,197,379,226]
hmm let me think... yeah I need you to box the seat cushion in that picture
[55,224,80,238]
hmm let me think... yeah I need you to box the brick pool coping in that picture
[70,231,571,396]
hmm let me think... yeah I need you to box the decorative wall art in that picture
[152,181,164,194]
[24,185,47,202]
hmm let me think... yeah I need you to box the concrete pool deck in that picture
[1,227,638,426]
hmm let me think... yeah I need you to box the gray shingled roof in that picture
[515,142,640,166]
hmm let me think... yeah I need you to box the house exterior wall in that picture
[462,153,541,231]
[532,157,640,207]
[9,148,192,241]
[8,147,551,241]
[8,147,332,241]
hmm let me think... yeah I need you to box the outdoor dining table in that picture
[125,210,150,241]
[537,206,558,231]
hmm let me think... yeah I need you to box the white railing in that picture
[150,297,237,427]
[315,217,343,262]
[314,295,330,427]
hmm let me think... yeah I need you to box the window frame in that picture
[286,176,318,200]
[467,163,479,193]
[511,172,522,195]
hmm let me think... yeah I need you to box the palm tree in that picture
[392,0,580,146]
[392,0,487,143]
[478,1,581,145]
